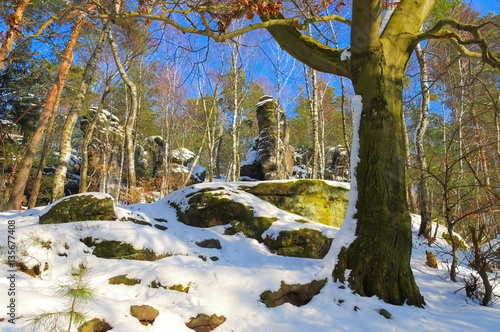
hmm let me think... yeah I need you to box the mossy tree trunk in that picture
[262,0,435,307]
[332,42,424,306]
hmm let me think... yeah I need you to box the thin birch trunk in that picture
[415,43,432,237]
[107,29,138,190]
[402,118,418,213]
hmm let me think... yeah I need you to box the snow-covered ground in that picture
[0,183,499,331]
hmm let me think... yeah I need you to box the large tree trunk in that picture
[52,20,112,201]
[0,0,30,71]
[5,13,85,210]
[415,43,432,237]
[332,44,424,307]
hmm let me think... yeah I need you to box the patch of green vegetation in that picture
[149,280,190,293]
[224,216,276,241]
[84,239,169,261]
[78,318,112,332]
[263,229,333,259]
[172,188,277,241]
[108,275,141,285]
[442,232,467,251]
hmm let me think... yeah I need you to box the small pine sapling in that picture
[24,263,96,332]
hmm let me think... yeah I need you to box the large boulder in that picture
[168,183,337,258]
[39,193,114,224]
[241,180,349,227]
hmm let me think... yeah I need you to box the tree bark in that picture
[262,0,435,307]
[107,29,138,190]
[80,71,118,193]
[415,43,432,237]
[403,117,418,213]
[332,44,424,307]
[28,97,59,208]
[5,12,85,210]
[0,0,30,71]
[52,20,112,201]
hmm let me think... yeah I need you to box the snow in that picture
[1,181,499,332]
[240,147,259,167]
[327,95,362,265]
[341,47,351,61]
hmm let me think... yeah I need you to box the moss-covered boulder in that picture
[260,279,327,307]
[172,189,276,240]
[85,239,168,261]
[130,305,159,326]
[78,318,112,332]
[39,193,114,224]
[263,229,333,259]
[185,314,226,332]
[108,274,141,285]
[196,239,222,249]
[241,180,349,227]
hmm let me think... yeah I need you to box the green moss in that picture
[78,318,112,332]
[241,180,349,227]
[168,284,190,293]
[108,275,141,285]
[172,188,277,241]
[150,281,190,293]
[196,239,222,249]
[39,194,115,224]
[263,229,333,259]
[442,232,467,251]
[224,216,276,241]
[90,240,169,261]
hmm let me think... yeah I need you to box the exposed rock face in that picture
[143,137,206,189]
[260,279,327,308]
[185,314,226,332]
[130,305,159,326]
[240,96,293,180]
[39,193,115,224]
[241,180,349,228]
[168,183,337,259]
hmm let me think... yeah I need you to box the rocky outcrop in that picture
[241,180,349,228]
[39,193,115,224]
[168,183,338,259]
[240,96,293,180]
